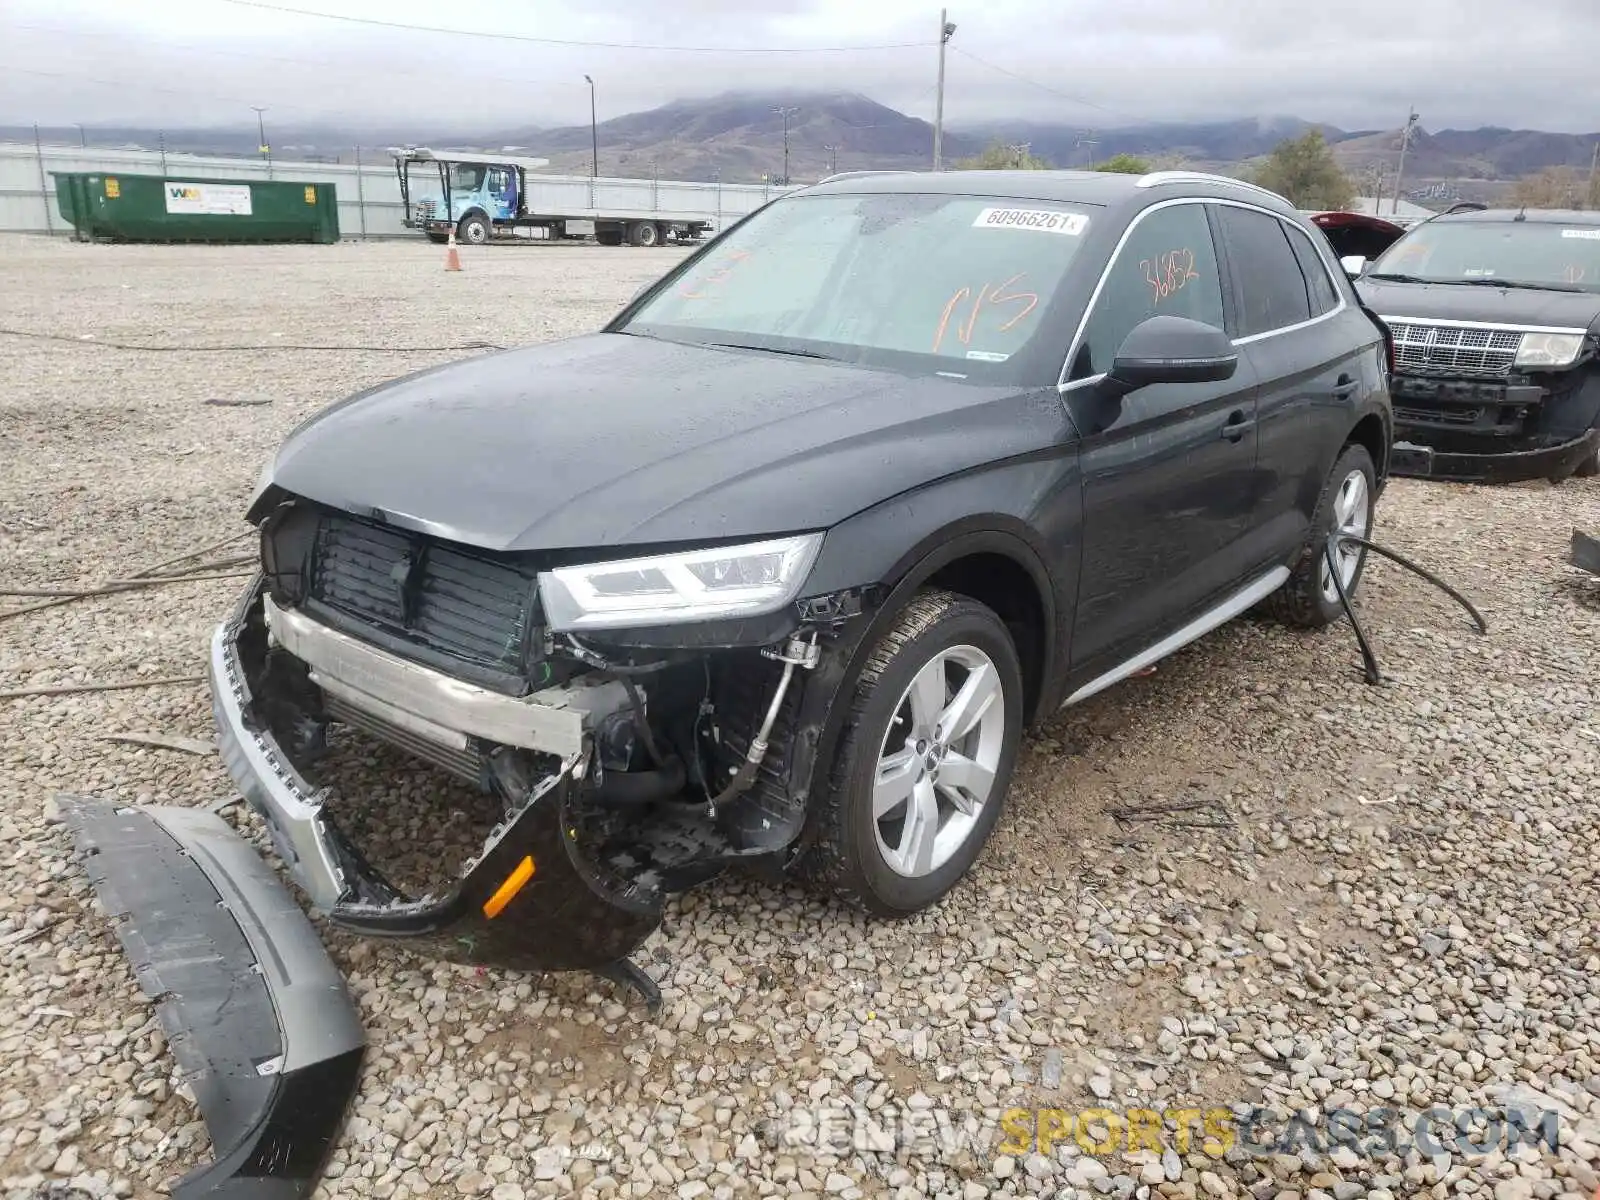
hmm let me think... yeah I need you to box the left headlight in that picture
[1515,332,1586,369]
[538,533,825,632]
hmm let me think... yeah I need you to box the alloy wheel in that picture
[872,644,1007,878]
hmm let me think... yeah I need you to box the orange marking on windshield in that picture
[990,273,1040,331]
[933,286,971,352]
[934,275,1041,352]
[680,249,752,299]
[1141,249,1200,305]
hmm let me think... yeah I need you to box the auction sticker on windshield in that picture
[1561,229,1600,240]
[972,208,1089,236]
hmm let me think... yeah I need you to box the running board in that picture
[1062,567,1290,707]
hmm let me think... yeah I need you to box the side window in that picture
[1071,203,1226,380]
[1216,206,1313,336]
[1286,224,1340,316]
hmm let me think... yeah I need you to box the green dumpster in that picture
[51,172,340,244]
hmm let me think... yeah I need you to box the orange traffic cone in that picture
[444,229,462,272]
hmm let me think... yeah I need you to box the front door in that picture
[1062,199,1262,683]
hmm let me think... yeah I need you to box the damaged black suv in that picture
[1351,206,1600,482]
[219,169,1392,984]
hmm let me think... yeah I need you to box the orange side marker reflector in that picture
[482,856,535,919]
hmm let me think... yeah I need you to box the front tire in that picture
[1574,435,1600,478]
[458,213,490,245]
[807,590,1023,917]
[1267,442,1377,628]
[629,220,661,247]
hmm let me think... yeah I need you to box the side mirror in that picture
[1341,254,1368,279]
[1104,315,1238,398]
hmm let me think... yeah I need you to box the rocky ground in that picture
[1,236,1597,1200]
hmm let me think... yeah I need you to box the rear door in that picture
[1062,199,1263,682]
[1212,203,1360,568]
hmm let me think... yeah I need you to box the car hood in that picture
[1357,278,1600,332]
[266,333,1068,551]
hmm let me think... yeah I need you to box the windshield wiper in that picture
[1451,278,1589,293]
[706,341,840,361]
[1364,272,1428,283]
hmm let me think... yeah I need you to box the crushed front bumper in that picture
[1389,427,1600,483]
[60,798,364,1200]
[208,578,665,975]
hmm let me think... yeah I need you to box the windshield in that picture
[1370,220,1600,291]
[622,192,1096,373]
[449,163,486,191]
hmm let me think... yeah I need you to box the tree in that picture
[1252,130,1355,210]
[1511,165,1598,210]
[954,140,1050,171]
[1092,153,1151,175]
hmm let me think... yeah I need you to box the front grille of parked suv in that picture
[1387,321,1522,377]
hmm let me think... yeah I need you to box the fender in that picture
[773,517,1075,868]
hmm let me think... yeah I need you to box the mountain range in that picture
[10,91,1599,202]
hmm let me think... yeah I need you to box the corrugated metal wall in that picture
[0,143,794,239]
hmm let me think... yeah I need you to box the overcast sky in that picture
[3,0,1599,135]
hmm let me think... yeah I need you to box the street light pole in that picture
[251,106,271,178]
[584,75,598,178]
[1391,108,1419,216]
[773,105,798,185]
[933,10,956,170]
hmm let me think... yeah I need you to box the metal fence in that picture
[0,141,795,239]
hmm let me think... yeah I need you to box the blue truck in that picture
[394,147,713,247]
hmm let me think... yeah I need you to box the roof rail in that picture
[1135,170,1286,202]
[816,170,896,185]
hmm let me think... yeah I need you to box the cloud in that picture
[1,0,1597,134]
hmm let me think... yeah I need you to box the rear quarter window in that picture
[1285,224,1341,317]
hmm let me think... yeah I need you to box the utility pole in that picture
[1005,142,1031,169]
[1076,129,1099,169]
[823,143,838,175]
[1391,108,1419,216]
[773,105,799,185]
[252,105,272,178]
[584,75,599,178]
[73,124,86,149]
[1587,140,1599,210]
[933,10,956,170]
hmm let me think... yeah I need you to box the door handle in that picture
[1333,374,1361,398]
[1220,409,1254,442]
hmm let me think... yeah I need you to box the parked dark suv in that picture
[212,168,1393,980]
[1351,206,1600,481]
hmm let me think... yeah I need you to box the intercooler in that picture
[321,690,488,787]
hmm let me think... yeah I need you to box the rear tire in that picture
[595,228,624,247]
[1266,442,1377,628]
[629,221,661,247]
[805,590,1023,917]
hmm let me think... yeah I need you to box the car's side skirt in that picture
[1060,566,1291,708]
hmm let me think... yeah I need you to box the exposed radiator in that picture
[323,691,486,786]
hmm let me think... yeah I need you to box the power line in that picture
[214,0,932,53]
[0,65,311,113]
[950,46,1156,125]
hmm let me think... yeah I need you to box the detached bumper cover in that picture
[208,578,664,973]
[60,797,364,1200]
[1389,427,1600,483]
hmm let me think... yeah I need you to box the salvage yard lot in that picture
[2,235,1599,1200]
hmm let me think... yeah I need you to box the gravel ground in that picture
[2,235,1599,1200]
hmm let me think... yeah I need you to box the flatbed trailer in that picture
[394,148,712,247]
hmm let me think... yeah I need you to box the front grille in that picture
[309,514,538,679]
[1387,321,1521,377]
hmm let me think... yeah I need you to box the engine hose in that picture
[562,635,675,676]
[1323,530,1488,685]
[619,676,669,769]
[593,758,688,809]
